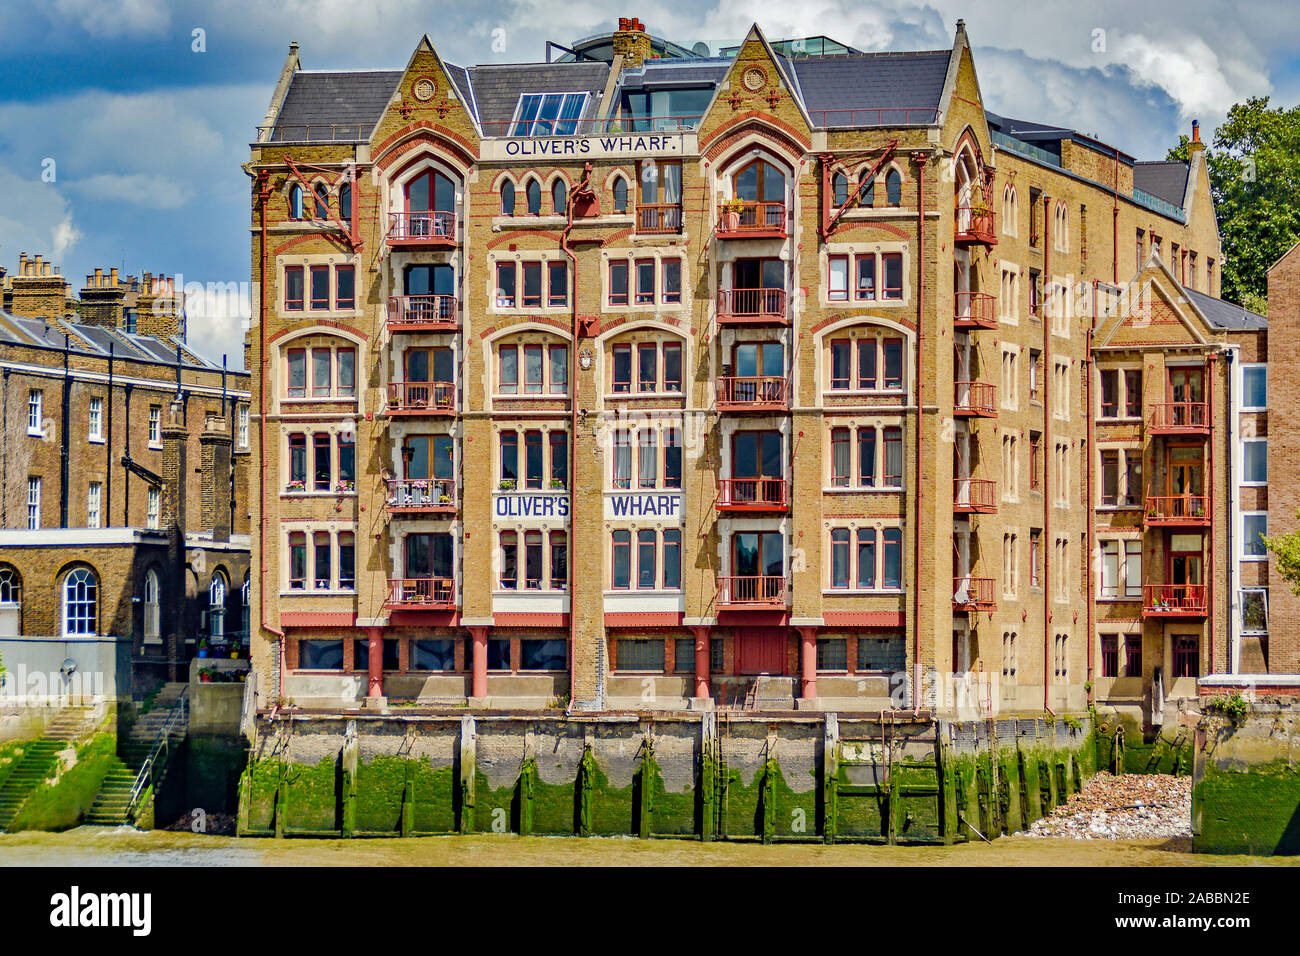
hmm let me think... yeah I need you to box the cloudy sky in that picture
[1,0,1294,368]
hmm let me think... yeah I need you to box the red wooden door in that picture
[736,628,786,675]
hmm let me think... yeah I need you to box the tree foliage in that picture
[1264,513,1300,597]
[1167,97,1300,315]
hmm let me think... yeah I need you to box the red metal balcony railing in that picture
[385,478,456,513]
[1144,495,1209,527]
[386,382,456,414]
[387,211,457,245]
[953,576,997,611]
[717,478,788,512]
[388,295,459,330]
[954,291,997,330]
[954,205,997,246]
[1149,402,1209,435]
[953,478,997,514]
[387,577,456,609]
[717,201,787,237]
[717,575,788,608]
[954,381,997,417]
[1142,584,1208,618]
[717,288,788,323]
[716,376,789,410]
[636,204,683,235]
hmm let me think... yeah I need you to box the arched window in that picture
[552,178,567,215]
[143,568,160,643]
[242,573,251,634]
[63,567,97,637]
[288,184,303,220]
[501,180,515,215]
[525,178,541,216]
[832,172,848,207]
[612,176,628,213]
[0,565,20,638]
[885,168,902,206]
[1002,186,1017,236]
[734,159,785,203]
[405,168,456,237]
[313,183,330,219]
[209,571,227,639]
[339,183,352,225]
[857,173,875,207]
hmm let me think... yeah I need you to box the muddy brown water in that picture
[0,829,1296,866]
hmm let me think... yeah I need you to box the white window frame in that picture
[1241,511,1268,561]
[143,568,161,644]
[27,390,43,436]
[148,405,162,447]
[508,91,590,137]
[1240,363,1267,411]
[26,477,41,530]
[62,567,97,637]
[147,487,161,530]
[1240,587,1268,635]
[1241,438,1267,485]
[87,482,101,529]
[237,405,250,448]
[88,397,103,442]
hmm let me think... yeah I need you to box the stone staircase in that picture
[0,740,66,831]
[42,705,100,743]
[83,757,139,826]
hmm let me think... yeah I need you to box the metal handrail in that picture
[125,687,189,820]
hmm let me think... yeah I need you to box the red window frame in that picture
[882,338,904,390]
[284,266,304,311]
[609,261,629,306]
[309,265,330,310]
[1100,369,1119,417]
[549,431,568,487]
[289,532,307,589]
[496,262,516,308]
[547,261,567,307]
[499,531,518,589]
[336,348,356,398]
[857,339,877,390]
[1030,433,1042,490]
[634,259,655,305]
[637,343,658,392]
[611,530,632,589]
[499,344,519,394]
[662,343,682,392]
[883,427,903,486]
[662,260,682,304]
[521,262,542,308]
[855,255,876,300]
[830,527,851,588]
[311,348,331,397]
[830,427,850,487]
[612,344,632,393]
[335,265,355,310]
[881,253,903,300]
[287,348,306,398]
[548,345,568,395]
[499,431,518,483]
[524,530,544,589]
[523,344,544,394]
[829,339,851,390]
[828,255,849,301]
[524,430,544,489]
[549,531,568,590]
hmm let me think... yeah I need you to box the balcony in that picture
[717,478,789,513]
[386,478,456,515]
[953,576,997,612]
[716,288,789,325]
[954,381,997,417]
[954,205,997,246]
[716,376,789,412]
[388,295,459,332]
[1142,584,1207,618]
[387,211,457,248]
[636,204,683,235]
[1149,402,1209,435]
[1143,495,1209,528]
[385,382,456,416]
[953,478,997,514]
[717,201,787,239]
[717,575,789,609]
[386,577,456,610]
[954,291,997,330]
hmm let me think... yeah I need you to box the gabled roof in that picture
[270,70,402,141]
[0,311,229,369]
[789,51,950,124]
[1181,287,1267,331]
[1134,161,1191,208]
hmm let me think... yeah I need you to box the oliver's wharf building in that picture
[246,17,1277,729]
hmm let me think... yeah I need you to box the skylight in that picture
[510,92,589,136]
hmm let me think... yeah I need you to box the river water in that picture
[0,828,1295,866]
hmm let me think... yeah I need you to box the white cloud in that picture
[67,173,190,209]
[1110,32,1269,119]
[0,167,82,265]
[50,0,170,37]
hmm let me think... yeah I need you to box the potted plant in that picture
[229,646,240,660]
[549,478,565,490]
[439,493,452,503]
[498,478,516,491]
[199,668,212,684]
[286,479,306,493]
[721,197,744,232]
[197,640,208,659]
[335,479,354,493]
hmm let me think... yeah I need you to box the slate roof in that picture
[0,312,224,367]
[1134,161,1190,207]
[465,62,610,133]
[986,111,1072,143]
[791,51,951,125]
[270,70,402,141]
[1182,287,1267,331]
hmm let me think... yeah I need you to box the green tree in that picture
[1264,513,1300,595]
[1167,97,1300,315]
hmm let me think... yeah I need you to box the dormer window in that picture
[510,92,589,137]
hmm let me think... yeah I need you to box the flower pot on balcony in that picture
[724,211,740,231]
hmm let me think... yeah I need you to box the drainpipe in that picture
[122,384,132,525]
[560,164,594,711]
[1042,194,1053,715]
[251,167,286,700]
[106,342,114,527]
[1207,352,1218,675]
[911,152,927,710]
[60,333,71,528]
[1224,347,1237,674]
[2,368,8,526]
[1085,286,1096,703]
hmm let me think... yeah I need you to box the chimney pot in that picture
[1192,119,1201,144]
[110,268,118,285]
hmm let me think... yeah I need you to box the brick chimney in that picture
[7,252,71,320]
[78,266,131,329]
[1189,119,1205,154]
[613,16,652,69]
[200,415,233,543]
[136,273,186,340]
[160,398,188,681]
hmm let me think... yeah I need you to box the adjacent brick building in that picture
[245,18,1276,727]
[0,254,252,699]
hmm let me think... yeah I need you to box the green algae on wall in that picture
[1194,760,1300,855]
